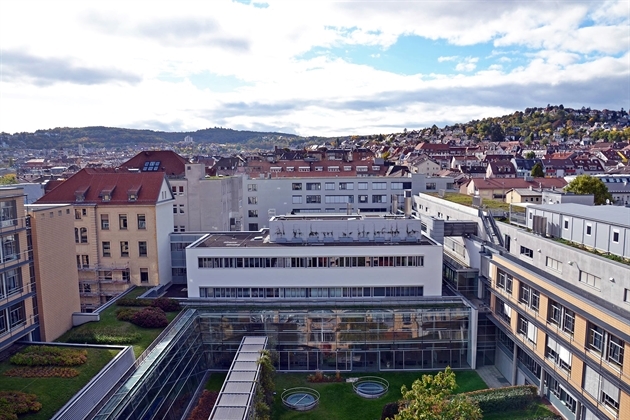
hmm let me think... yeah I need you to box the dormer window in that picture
[128,194,137,202]
[127,187,140,202]
[103,194,111,202]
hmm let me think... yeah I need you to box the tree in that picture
[530,162,545,177]
[524,151,536,159]
[565,175,613,205]
[0,174,18,185]
[393,367,482,420]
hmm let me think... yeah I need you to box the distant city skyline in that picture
[1,0,628,136]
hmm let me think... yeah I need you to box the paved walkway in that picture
[476,365,511,389]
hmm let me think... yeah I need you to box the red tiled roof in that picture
[36,168,168,205]
[119,150,187,176]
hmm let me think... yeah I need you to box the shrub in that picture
[65,327,141,344]
[5,367,79,378]
[466,385,537,413]
[187,391,218,420]
[10,346,87,366]
[380,401,399,420]
[116,308,138,322]
[152,297,180,312]
[116,297,152,307]
[0,391,42,420]
[131,307,168,328]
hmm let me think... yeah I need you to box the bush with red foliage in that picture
[130,307,168,328]
[187,391,218,420]
[152,297,181,312]
[0,391,42,420]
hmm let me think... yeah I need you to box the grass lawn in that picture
[0,347,119,420]
[483,399,558,420]
[428,192,512,211]
[271,370,487,420]
[56,287,180,358]
[205,372,227,391]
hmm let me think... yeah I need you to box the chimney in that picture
[392,194,399,214]
[404,190,412,217]
[346,203,351,215]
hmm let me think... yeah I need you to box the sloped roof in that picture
[36,168,168,205]
[119,150,187,176]
[469,177,567,190]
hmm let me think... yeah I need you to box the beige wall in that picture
[30,204,81,341]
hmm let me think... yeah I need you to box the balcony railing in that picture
[0,282,35,307]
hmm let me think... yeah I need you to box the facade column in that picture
[511,341,518,384]
[538,367,546,397]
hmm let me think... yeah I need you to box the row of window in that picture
[285,181,411,191]
[102,241,147,258]
[198,255,424,269]
[0,301,26,337]
[563,219,622,243]
[172,205,185,214]
[99,214,146,230]
[199,286,424,299]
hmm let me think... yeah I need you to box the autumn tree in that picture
[530,162,545,177]
[565,175,613,205]
[0,174,18,185]
[392,367,482,420]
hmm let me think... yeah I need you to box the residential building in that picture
[35,168,174,311]
[460,177,568,201]
[27,203,80,341]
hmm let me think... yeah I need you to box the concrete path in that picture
[476,365,511,389]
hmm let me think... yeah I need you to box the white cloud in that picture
[0,0,628,136]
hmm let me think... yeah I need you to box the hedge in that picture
[130,307,168,328]
[116,307,138,322]
[4,367,80,378]
[466,385,537,413]
[10,346,87,367]
[65,327,141,345]
[152,297,180,312]
[116,297,152,307]
[0,391,42,420]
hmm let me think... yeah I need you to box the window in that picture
[325,182,335,190]
[496,297,512,323]
[140,268,149,283]
[545,256,562,272]
[80,255,90,268]
[372,182,387,190]
[137,214,146,229]
[248,197,257,205]
[0,200,17,227]
[519,283,540,311]
[248,210,258,218]
[358,195,368,203]
[548,299,575,335]
[292,195,303,204]
[426,182,437,190]
[358,182,368,190]
[520,246,533,258]
[546,373,576,413]
[179,204,185,214]
[356,166,368,172]
[546,335,572,372]
[248,223,258,231]
[100,214,109,230]
[138,241,147,257]
[178,186,184,195]
[587,322,625,367]
[625,288,630,304]
[325,195,354,204]
[74,228,79,243]
[119,214,128,230]
[496,270,513,294]
[586,224,592,235]
[564,220,569,229]
[339,182,353,190]
[583,365,620,413]
[120,241,129,257]
[173,205,177,214]
[372,194,387,203]
[79,283,91,294]
[613,231,619,243]
[248,184,258,192]
[75,209,82,220]
[579,271,600,289]
[292,183,302,190]
[306,195,321,204]
[306,183,321,190]
[80,227,88,243]
[518,314,538,344]
[0,235,18,263]
[0,269,21,299]
[102,242,111,257]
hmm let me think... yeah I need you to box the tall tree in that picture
[530,162,545,177]
[393,367,482,420]
[565,175,613,205]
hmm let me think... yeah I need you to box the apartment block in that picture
[36,168,174,311]
[27,203,80,341]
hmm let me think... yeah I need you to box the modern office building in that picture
[35,168,175,311]
[414,192,630,420]
[0,187,38,351]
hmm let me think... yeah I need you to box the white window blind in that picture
[583,365,600,398]
[527,322,537,343]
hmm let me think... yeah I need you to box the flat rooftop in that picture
[532,203,630,228]
[191,231,435,248]
[270,213,409,222]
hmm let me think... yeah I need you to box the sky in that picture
[1,0,629,137]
